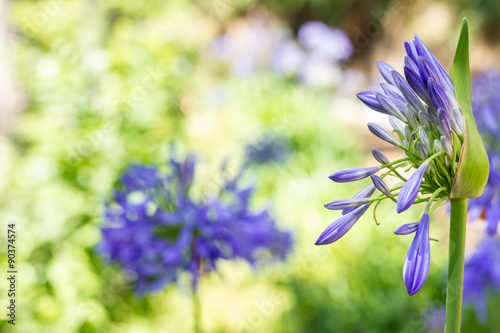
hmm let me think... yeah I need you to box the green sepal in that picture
[449,18,489,198]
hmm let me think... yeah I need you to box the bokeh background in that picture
[0,0,499,332]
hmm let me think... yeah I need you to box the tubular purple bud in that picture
[405,40,419,63]
[404,55,419,74]
[370,175,391,197]
[417,126,431,149]
[452,107,465,135]
[381,83,405,101]
[437,108,453,140]
[391,70,407,87]
[371,148,389,165]
[403,105,418,129]
[413,34,454,95]
[417,111,431,128]
[342,184,376,215]
[416,141,428,159]
[433,139,444,153]
[417,56,431,85]
[329,166,380,183]
[403,213,431,295]
[399,81,424,112]
[315,204,370,245]
[389,116,406,135]
[376,93,407,122]
[397,163,428,213]
[404,66,432,105]
[368,123,400,146]
[377,61,397,85]
[394,222,419,235]
[324,198,371,210]
[440,136,453,158]
[356,91,388,114]
[428,78,451,112]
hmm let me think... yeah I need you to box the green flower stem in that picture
[193,287,202,333]
[381,157,410,169]
[444,198,468,333]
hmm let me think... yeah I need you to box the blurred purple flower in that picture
[463,236,500,321]
[244,136,290,165]
[297,21,352,63]
[269,39,305,76]
[99,149,292,295]
[468,72,500,235]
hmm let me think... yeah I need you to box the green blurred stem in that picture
[193,287,202,333]
[444,198,468,333]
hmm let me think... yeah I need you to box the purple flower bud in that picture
[399,81,424,112]
[416,141,428,158]
[324,197,371,210]
[397,162,428,213]
[381,83,405,101]
[377,61,397,85]
[403,213,431,295]
[404,40,418,63]
[329,166,380,183]
[452,107,465,135]
[404,55,419,74]
[429,78,451,112]
[342,184,376,215]
[418,111,431,128]
[315,204,370,245]
[368,123,400,146]
[376,92,408,115]
[437,108,453,140]
[371,148,389,164]
[391,70,407,87]
[403,105,418,129]
[371,175,391,197]
[356,91,388,114]
[440,136,453,158]
[417,126,431,149]
[394,222,419,235]
[404,66,432,105]
[417,56,432,85]
[389,116,406,137]
[433,139,444,153]
[413,34,454,95]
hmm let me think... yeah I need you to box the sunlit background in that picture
[0,0,499,332]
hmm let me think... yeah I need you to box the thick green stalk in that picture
[444,198,468,333]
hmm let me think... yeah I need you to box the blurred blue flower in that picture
[244,137,290,165]
[297,21,352,63]
[318,35,466,295]
[463,236,500,321]
[269,39,305,76]
[99,149,292,295]
[210,17,354,88]
[468,72,500,235]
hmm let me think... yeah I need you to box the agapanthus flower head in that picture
[463,236,500,321]
[99,148,292,295]
[318,34,470,295]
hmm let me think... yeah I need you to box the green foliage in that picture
[449,18,489,199]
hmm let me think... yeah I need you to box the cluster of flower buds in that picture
[317,35,467,295]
